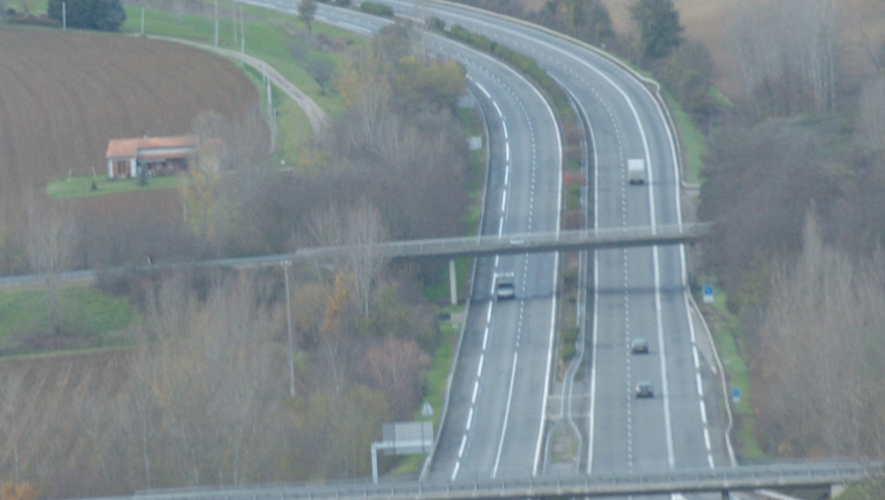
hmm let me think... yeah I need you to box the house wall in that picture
[107,158,136,179]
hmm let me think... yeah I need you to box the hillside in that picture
[526,0,885,98]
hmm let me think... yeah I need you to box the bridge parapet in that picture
[132,461,880,500]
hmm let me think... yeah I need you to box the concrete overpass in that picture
[129,461,877,500]
[0,224,709,294]
[296,223,709,261]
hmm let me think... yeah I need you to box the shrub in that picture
[359,2,393,17]
[425,16,445,32]
[7,14,60,26]
[47,0,126,31]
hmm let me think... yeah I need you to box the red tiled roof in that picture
[106,136,196,159]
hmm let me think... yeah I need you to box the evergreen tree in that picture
[47,0,126,31]
[630,0,683,60]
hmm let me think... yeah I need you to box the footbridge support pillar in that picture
[449,259,457,305]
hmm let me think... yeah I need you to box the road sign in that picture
[702,284,714,304]
[732,388,741,402]
[421,401,433,418]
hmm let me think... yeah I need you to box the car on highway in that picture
[635,381,654,398]
[630,338,649,354]
[495,272,515,300]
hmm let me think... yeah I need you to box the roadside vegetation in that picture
[458,0,885,482]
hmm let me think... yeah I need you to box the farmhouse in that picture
[106,135,197,179]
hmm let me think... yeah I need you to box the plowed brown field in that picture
[0,29,258,221]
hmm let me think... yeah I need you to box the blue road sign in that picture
[732,388,741,399]
[703,284,715,304]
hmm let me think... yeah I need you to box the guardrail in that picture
[128,461,879,500]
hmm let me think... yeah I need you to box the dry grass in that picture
[0,350,133,489]
[0,29,257,224]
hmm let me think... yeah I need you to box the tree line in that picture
[695,0,885,477]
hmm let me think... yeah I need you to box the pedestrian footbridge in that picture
[129,461,878,500]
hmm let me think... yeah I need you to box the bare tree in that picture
[727,0,838,117]
[0,373,24,482]
[27,193,75,335]
[309,200,388,317]
[753,213,885,458]
[856,75,885,157]
[361,336,430,417]
[140,273,281,486]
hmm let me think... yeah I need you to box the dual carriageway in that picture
[30,1,876,498]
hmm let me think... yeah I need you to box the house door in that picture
[116,161,129,178]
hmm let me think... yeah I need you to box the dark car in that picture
[630,338,649,354]
[635,381,654,398]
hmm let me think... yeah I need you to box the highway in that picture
[277,2,566,481]
[226,0,732,490]
[426,31,562,483]
[372,0,732,485]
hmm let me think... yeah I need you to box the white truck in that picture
[494,272,515,300]
[628,159,646,185]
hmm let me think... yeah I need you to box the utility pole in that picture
[62,2,66,30]
[214,0,219,47]
[283,260,295,397]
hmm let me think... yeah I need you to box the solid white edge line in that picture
[492,352,519,478]
[534,252,559,476]
[475,81,492,99]
[585,85,601,474]
[587,251,599,473]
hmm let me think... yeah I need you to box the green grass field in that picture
[664,91,707,185]
[0,285,135,356]
[48,174,183,199]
